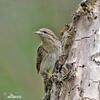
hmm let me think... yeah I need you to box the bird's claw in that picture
[45,72,57,78]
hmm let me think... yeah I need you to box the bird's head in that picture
[34,28,61,52]
[35,28,61,52]
[34,28,58,44]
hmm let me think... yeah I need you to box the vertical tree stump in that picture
[50,0,100,100]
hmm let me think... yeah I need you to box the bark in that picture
[50,0,100,100]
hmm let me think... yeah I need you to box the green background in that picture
[0,0,80,100]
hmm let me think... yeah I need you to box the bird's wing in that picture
[36,44,48,73]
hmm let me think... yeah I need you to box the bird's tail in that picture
[42,74,52,94]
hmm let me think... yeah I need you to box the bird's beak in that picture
[34,31,41,35]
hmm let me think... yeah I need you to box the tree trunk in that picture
[50,0,100,100]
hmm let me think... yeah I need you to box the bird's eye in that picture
[42,31,47,34]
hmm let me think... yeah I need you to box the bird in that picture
[34,28,62,94]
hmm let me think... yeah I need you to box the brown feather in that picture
[36,44,48,73]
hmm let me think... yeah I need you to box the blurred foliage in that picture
[0,0,81,100]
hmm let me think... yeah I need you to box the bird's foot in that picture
[44,72,56,78]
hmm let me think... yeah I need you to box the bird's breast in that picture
[40,52,59,74]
